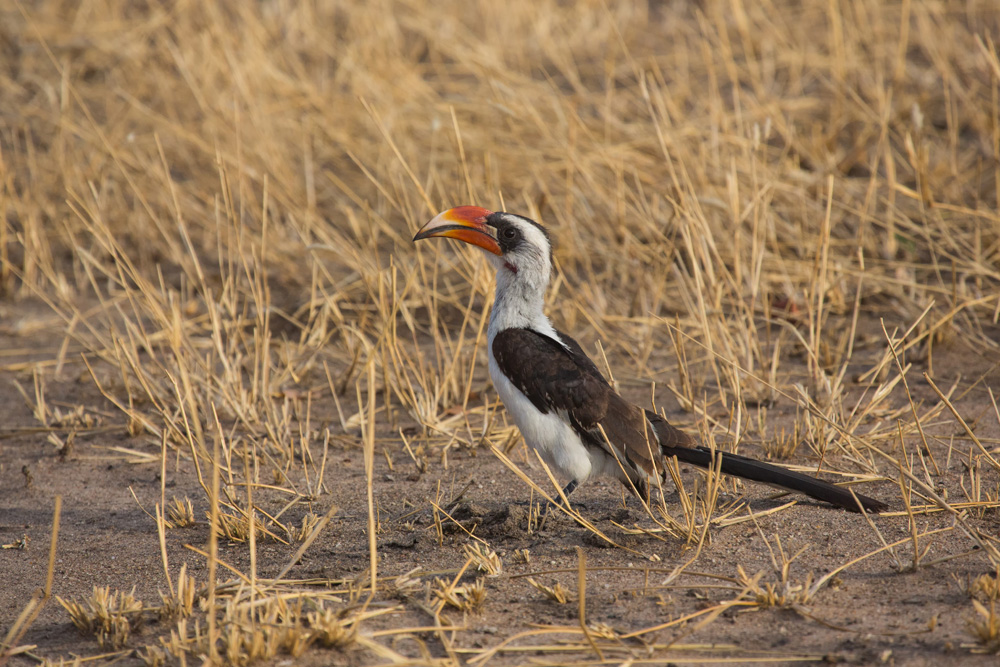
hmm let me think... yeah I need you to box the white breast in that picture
[487,348,595,483]
[484,262,621,487]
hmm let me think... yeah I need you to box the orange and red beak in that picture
[413,206,501,256]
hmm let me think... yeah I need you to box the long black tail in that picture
[644,410,885,513]
[661,445,886,513]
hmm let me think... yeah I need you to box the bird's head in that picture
[413,206,553,290]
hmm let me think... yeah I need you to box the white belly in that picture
[488,352,595,483]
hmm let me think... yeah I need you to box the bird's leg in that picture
[513,480,585,519]
[517,479,585,516]
[635,479,650,504]
[544,479,586,513]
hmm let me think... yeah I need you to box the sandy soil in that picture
[3,299,999,666]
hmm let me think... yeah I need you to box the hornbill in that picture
[413,206,885,513]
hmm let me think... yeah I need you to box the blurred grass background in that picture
[4,0,998,450]
[5,0,997,316]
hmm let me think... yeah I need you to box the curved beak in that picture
[413,206,501,256]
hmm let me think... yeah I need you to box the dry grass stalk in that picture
[967,600,1000,654]
[463,543,503,576]
[157,564,198,622]
[308,607,358,649]
[0,497,62,667]
[212,510,267,543]
[526,578,571,605]
[294,512,321,542]
[385,567,424,600]
[57,586,145,650]
[0,536,29,551]
[166,497,195,528]
[433,577,487,614]
[735,565,816,610]
[963,569,1000,603]
[140,585,398,665]
[38,660,82,667]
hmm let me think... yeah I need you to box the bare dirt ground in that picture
[3,1,1000,666]
[3,302,1000,665]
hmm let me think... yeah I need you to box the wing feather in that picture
[491,328,654,480]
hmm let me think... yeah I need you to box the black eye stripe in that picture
[487,211,551,257]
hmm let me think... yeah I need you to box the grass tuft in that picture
[526,578,571,605]
[57,587,144,650]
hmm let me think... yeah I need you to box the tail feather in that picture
[662,445,886,513]
[645,411,885,513]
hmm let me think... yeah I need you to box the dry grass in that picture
[2,0,1000,664]
[58,586,145,650]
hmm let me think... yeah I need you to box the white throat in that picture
[485,255,558,343]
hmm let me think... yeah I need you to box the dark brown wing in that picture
[491,328,666,482]
[491,327,610,427]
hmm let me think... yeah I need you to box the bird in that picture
[413,206,885,513]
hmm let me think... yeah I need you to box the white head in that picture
[414,206,556,333]
[413,206,554,295]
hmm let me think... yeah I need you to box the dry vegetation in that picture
[2,0,1000,665]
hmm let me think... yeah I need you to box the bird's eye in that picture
[501,227,518,241]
